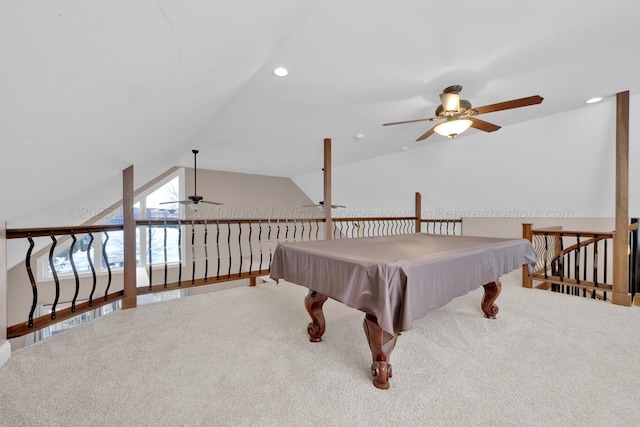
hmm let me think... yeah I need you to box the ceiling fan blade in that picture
[416,124,438,142]
[469,117,501,133]
[303,202,346,208]
[472,95,543,115]
[159,200,190,205]
[200,200,224,206]
[383,117,438,126]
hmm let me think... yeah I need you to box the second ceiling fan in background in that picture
[160,149,223,211]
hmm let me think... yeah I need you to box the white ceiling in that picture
[1,1,639,224]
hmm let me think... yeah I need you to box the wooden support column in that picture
[0,220,10,368]
[415,192,422,233]
[122,165,137,309]
[522,223,533,288]
[324,138,332,240]
[613,90,631,306]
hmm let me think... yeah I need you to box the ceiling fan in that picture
[303,201,347,209]
[160,149,223,211]
[383,85,543,141]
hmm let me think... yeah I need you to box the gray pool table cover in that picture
[270,233,537,336]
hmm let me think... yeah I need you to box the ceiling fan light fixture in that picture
[189,203,200,212]
[434,119,472,138]
[440,92,460,113]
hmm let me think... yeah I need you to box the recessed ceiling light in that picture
[273,67,289,77]
[586,97,602,104]
[400,146,408,151]
[355,133,364,140]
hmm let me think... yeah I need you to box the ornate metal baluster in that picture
[227,220,232,278]
[248,221,253,274]
[147,225,153,291]
[48,232,60,320]
[25,234,37,328]
[163,221,168,288]
[102,229,112,300]
[543,233,549,281]
[575,234,582,296]
[258,220,263,270]
[203,220,209,282]
[268,219,273,265]
[300,219,305,242]
[238,220,243,276]
[69,231,79,312]
[191,220,196,284]
[215,220,221,280]
[603,237,608,301]
[178,222,183,285]
[558,235,564,291]
[593,234,599,289]
[87,231,96,306]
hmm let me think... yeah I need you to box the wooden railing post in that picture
[0,220,10,368]
[415,192,422,233]
[613,90,631,306]
[324,138,332,240]
[122,165,137,309]
[522,223,533,288]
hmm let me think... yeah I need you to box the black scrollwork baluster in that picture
[203,220,208,282]
[192,220,196,284]
[25,234,37,328]
[593,234,599,289]
[102,229,112,300]
[164,221,168,288]
[248,221,253,274]
[69,231,79,312]
[148,225,153,291]
[258,220,263,270]
[178,221,183,285]
[87,231,96,306]
[603,237,608,301]
[268,219,273,265]
[216,220,221,280]
[238,220,243,276]
[48,232,60,320]
[227,220,232,278]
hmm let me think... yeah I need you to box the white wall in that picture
[294,94,639,221]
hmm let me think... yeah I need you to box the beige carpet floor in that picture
[1,274,640,426]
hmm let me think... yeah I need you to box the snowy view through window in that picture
[48,176,181,280]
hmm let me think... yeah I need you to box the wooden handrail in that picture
[6,224,123,239]
[531,229,614,238]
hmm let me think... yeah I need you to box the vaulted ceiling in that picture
[1,1,639,224]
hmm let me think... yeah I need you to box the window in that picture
[40,169,185,280]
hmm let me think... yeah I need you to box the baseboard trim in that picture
[0,340,11,369]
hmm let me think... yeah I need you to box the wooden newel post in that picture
[415,192,422,233]
[613,90,631,306]
[324,138,332,240]
[122,165,137,309]
[522,223,533,289]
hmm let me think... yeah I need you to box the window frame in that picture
[37,168,186,282]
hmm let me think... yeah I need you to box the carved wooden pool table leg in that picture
[482,281,502,319]
[304,290,329,342]
[363,314,398,390]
